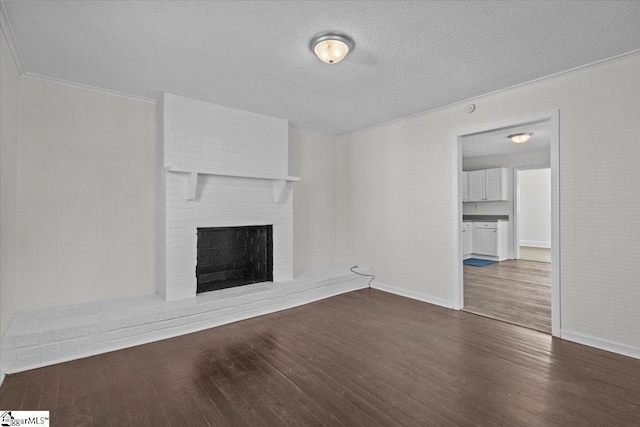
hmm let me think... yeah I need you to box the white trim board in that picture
[367,281,640,361]
[519,241,551,248]
[561,330,640,361]
[23,73,158,104]
[2,6,154,104]
[3,0,640,137]
[371,281,453,309]
[341,48,640,138]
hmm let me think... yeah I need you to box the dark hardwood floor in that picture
[2,289,640,426]
[464,259,551,333]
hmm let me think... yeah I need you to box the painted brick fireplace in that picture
[161,93,294,300]
[0,94,370,374]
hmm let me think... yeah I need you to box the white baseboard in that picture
[519,240,551,248]
[561,330,640,360]
[372,284,640,361]
[0,364,5,388]
[371,281,453,309]
[464,254,498,261]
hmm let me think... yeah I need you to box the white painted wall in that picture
[2,73,157,333]
[1,30,20,354]
[518,168,551,248]
[0,78,325,329]
[289,130,338,272]
[338,53,640,353]
[2,26,640,362]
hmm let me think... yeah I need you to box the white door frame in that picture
[513,166,551,260]
[452,110,560,337]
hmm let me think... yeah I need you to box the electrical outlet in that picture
[475,203,479,210]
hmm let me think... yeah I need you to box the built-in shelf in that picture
[165,165,301,202]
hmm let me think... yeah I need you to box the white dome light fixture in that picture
[508,133,533,144]
[310,32,354,64]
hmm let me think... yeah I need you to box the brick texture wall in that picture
[162,94,292,300]
[163,93,288,176]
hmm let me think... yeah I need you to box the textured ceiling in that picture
[3,1,640,135]
[462,121,550,158]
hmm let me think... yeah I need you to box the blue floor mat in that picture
[463,258,496,267]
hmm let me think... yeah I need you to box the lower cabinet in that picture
[463,221,509,261]
[462,222,473,255]
[475,228,498,256]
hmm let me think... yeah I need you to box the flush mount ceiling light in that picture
[310,32,354,64]
[508,133,533,144]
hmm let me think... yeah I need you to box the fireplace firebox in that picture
[196,225,273,294]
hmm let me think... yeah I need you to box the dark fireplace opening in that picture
[196,225,273,294]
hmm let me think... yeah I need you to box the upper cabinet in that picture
[464,167,508,202]
[484,168,505,201]
[468,170,485,201]
[461,172,469,202]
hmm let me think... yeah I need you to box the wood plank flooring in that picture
[2,289,640,426]
[464,259,551,333]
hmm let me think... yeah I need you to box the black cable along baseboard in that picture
[350,266,375,288]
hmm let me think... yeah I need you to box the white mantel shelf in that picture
[165,165,300,202]
[165,166,301,182]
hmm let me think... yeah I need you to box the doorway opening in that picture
[453,111,560,336]
[515,167,551,263]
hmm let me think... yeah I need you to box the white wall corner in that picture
[560,330,640,360]
[371,281,454,309]
[2,8,156,105]
[0,2,25,75]
[155,97,167,299]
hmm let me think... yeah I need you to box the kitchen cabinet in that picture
[462,222,473,256]
[464,168,508,202]
[461,172,469,202]
[468,170,485,202]
[475,228,497,255]
[470,221,510,260]
[485,168,505,201]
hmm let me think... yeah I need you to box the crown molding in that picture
[2,1,157,105]
[4,0,640,133]
[0,1,25,74]
[23,72,158,104]
[339,47,640,138]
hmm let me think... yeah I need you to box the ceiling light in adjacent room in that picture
[508,133,533,144]
[310,32,354,64]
